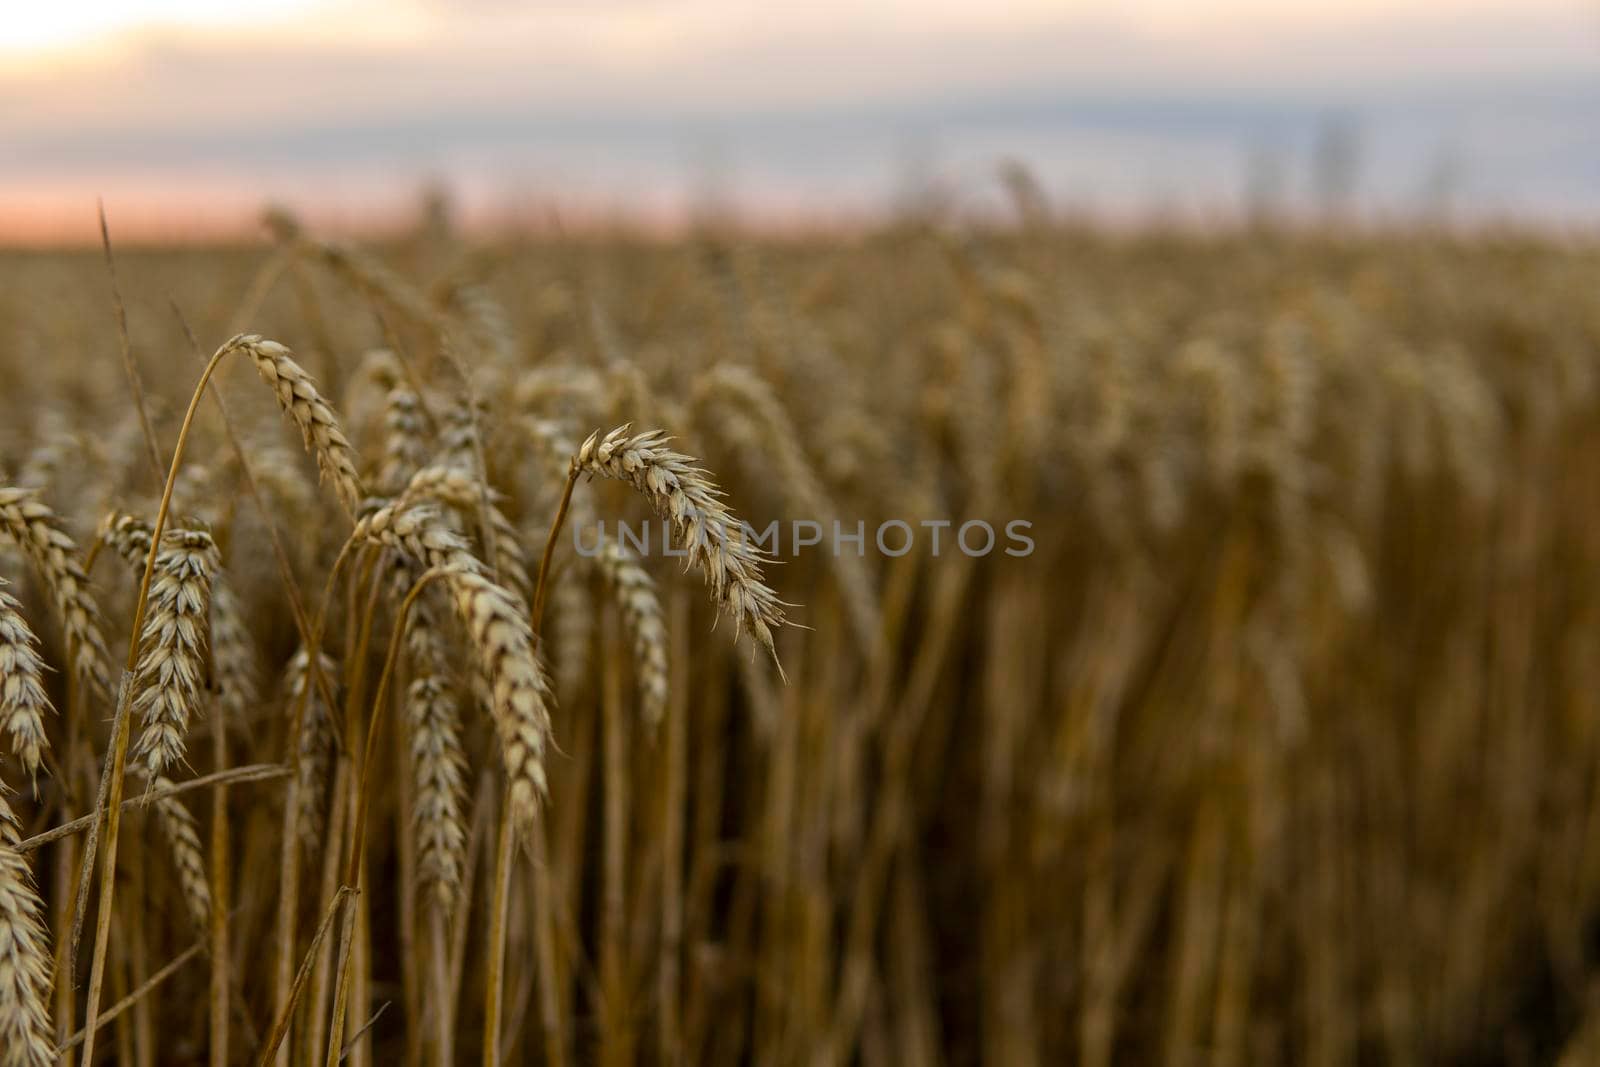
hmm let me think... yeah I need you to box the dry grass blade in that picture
[15,764,288,853]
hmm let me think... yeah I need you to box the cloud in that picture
[1,2,1596,238]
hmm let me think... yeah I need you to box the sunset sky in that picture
[4,1,1598,241]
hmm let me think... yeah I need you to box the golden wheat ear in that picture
[573,426,788,669]
[0,581,56,788]
[0,785,53,1067]
[0,488,112,700]
[100,515,218,784]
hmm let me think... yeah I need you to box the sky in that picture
[3,0,1598,241]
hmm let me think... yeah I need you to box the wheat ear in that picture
[101,515,218,782]
[595,542,669,730]
[377,387,432,497]
[695,364,881,648]
[436,398,487,478]
[285,649,337,849]
[574,426,787,663]
[144,773,211,931]
[407,676,467,910]
[355,507,553,840]
[0,786,53,1067]
[352,503,482,577]
[444,569,552,841]
[209,573,258,725]
[229,335,366,518]
[399,466,532,607]
[0,582,54,786]
[0,488,111,697]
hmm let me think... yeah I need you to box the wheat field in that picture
[0,209,1598,1065]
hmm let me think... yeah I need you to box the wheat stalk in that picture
[0,488,111,697]
[0,582,54,786]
